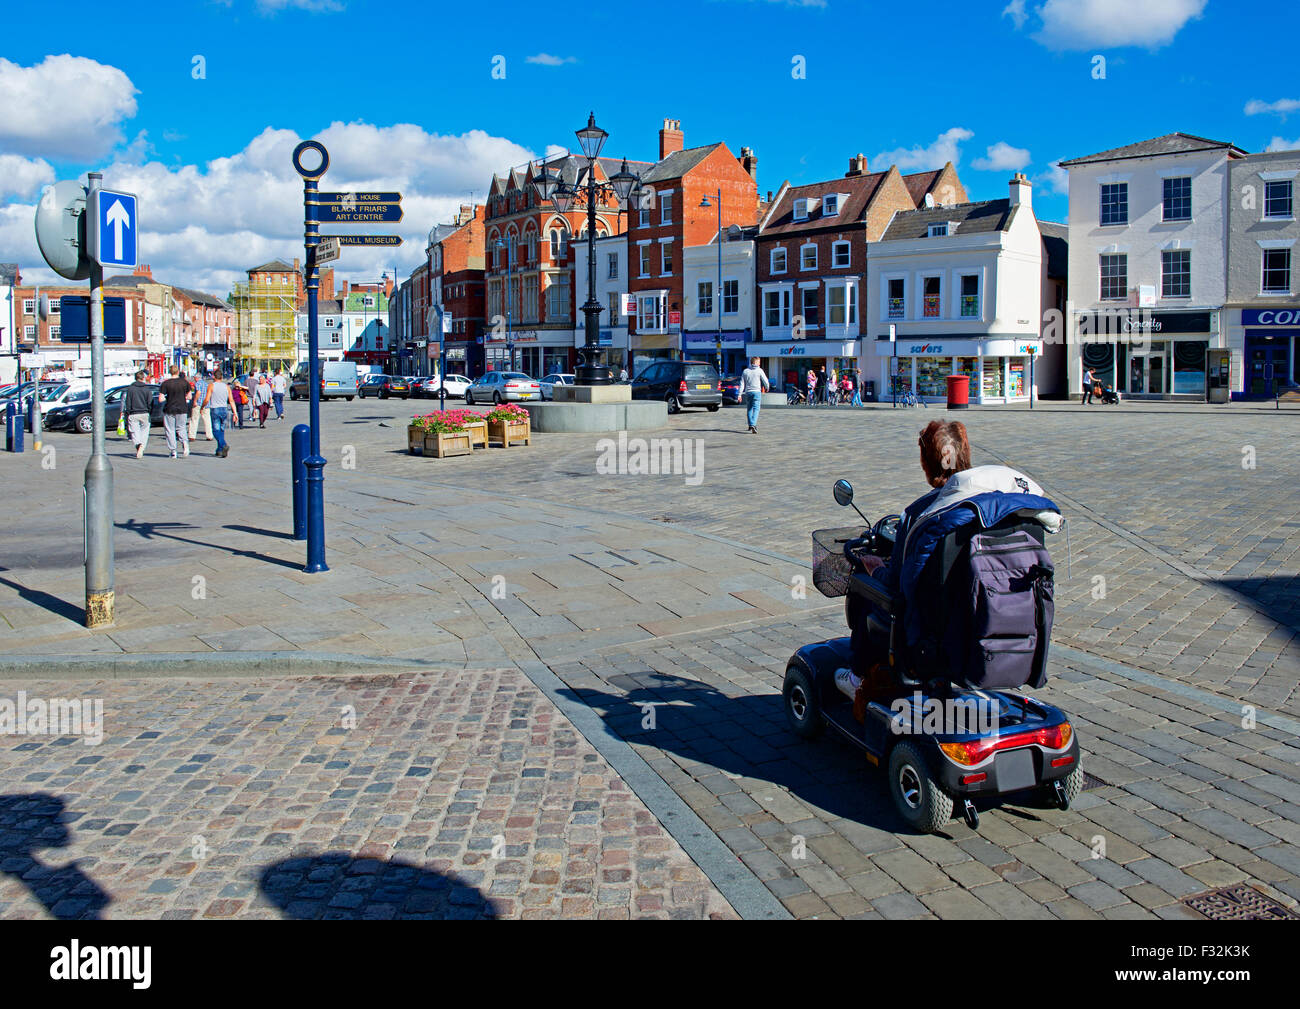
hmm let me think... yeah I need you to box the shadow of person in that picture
[0,793,110,920]
[258,853,499,920]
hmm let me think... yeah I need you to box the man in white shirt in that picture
[271,369,289,419]
[738,356,770,433]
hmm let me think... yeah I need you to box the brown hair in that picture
[918,420,971,488]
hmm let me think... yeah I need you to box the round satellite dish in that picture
[34,180,90,281]
[923,193,935,209]
[726,223,742,241]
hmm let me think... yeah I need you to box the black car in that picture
[358,374,411,399]
[44,384,164,433]
[629,360,722,414]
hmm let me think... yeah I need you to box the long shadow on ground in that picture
[0,793,110,920]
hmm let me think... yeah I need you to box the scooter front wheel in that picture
[888,742,953,833]
[783,664,823,740]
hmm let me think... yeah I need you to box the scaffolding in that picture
[229,277,299,374]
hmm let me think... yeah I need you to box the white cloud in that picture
[1246,98,1300,118]
[1002,0,1028,29]
[873,128,973,172]
[526,53,577,66]
[1034,161,1069,196]
[1266,137,1300,153]
[0,122,538,297]
[972,141,1032,172]
[256,0,345,12]
[0,154,54,200]
[1026,0,1206,51]
[0,55,138,161]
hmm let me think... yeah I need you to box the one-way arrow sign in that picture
[88,188,139,269]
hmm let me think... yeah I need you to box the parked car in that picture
[464,371,541,405]
[539,373,576,400]
[290,361,358,401]
[359,374,411,399]
[44,383,163,433]
[629,360,722,413]
[719,375,742,405]
[417,374,471,399]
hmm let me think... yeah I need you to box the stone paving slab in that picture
[0,672,735,920]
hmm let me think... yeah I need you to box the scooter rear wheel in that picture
[888,742,953,834]
[783,664,822,740]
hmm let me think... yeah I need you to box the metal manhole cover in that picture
[1081,771,1108,791]
[1184,885,1299,920]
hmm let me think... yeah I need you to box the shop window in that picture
[1265,180,1294,220]
[1161,250,1190,298]
[960,275,979,317]
[1162,177,1191,222]
[1007,359,1026,398]
[916,357,949,398]
[956,356,979,390]
[982,357,1005,398]
[1100,254,1127,300]
[923,276,941,317]
[888,278,905,319]
[1262,248,1292,293]
[1173,341,1207,395]
[1100,182,1128,226]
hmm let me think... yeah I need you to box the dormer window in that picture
[793,199,809,222]
[822,194,841,217]
[927,223,949,238]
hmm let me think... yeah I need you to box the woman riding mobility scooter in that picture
[783,462,1083,833]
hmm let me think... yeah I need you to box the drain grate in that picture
[1184,885,1299,921]
[1081,771,1108,791]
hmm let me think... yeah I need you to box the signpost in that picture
[314,236,341,265]
[319,234,403,247]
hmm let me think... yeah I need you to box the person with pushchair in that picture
[1082,367,1097,406]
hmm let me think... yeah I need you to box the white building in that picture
[682,230,756,375]
[864,174,1045,404]
[573,233,630,375]
[296,299,349,362]
[1060,133,1244,400]
[0,264,17,384]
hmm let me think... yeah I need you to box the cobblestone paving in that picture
[546,607,1300,920]
[0,672,735,919]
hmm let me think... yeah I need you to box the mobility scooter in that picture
[782,472,1083,833]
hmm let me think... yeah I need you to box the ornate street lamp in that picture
[532,112,644,385]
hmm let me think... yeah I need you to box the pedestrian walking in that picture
[189,372,213,441]
[739,356,770,433]
[1082,367,1097,406]
[271,369,288,419]
[817,365,829,404]
[254,374,272,427]
[618,366,628,383]
[157,365,192,458]
[203,369,235,457]
[232,372,251,428]
[805,367,818,406]
[123,370,154,458]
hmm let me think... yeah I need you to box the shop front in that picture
[1239,309,1300,398]
[683,329,748,376]
[748,339,860,392]
[872,336,1039,405]
[437,340,482,379]
[486,329,574,377]
[1074,310,1216,400]
[629,331,679,380]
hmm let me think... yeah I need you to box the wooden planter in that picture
[488,416,531,447]
[407,425,425,454]
[423,429,472,458]
[465,419,488,449]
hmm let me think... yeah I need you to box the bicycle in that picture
[787,388,808,406]
[900,388,925,408]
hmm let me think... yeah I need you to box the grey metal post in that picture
[84,172,115,627]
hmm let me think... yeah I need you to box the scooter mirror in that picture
[832,479,854,507]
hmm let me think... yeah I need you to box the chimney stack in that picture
[738,146,758,182]
[133,264,153,280]
[658,118,684,160]
[846,153,868,177]
[320,267,335,302]
[1009,172,1033,211]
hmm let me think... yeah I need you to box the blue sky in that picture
[2,0,1298,293]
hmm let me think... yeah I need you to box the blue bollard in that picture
[4,401,14,452]
[11,400,23,453]
[291,423,309,541]
[26,394,37,434]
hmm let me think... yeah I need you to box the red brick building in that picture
[13,274,148,377]
[625,120,761,373]
[752,155,966,389]
[429,204,487,377]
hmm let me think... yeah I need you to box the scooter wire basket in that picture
[811,526,867,598]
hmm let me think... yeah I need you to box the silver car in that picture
[464,371,541,405]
